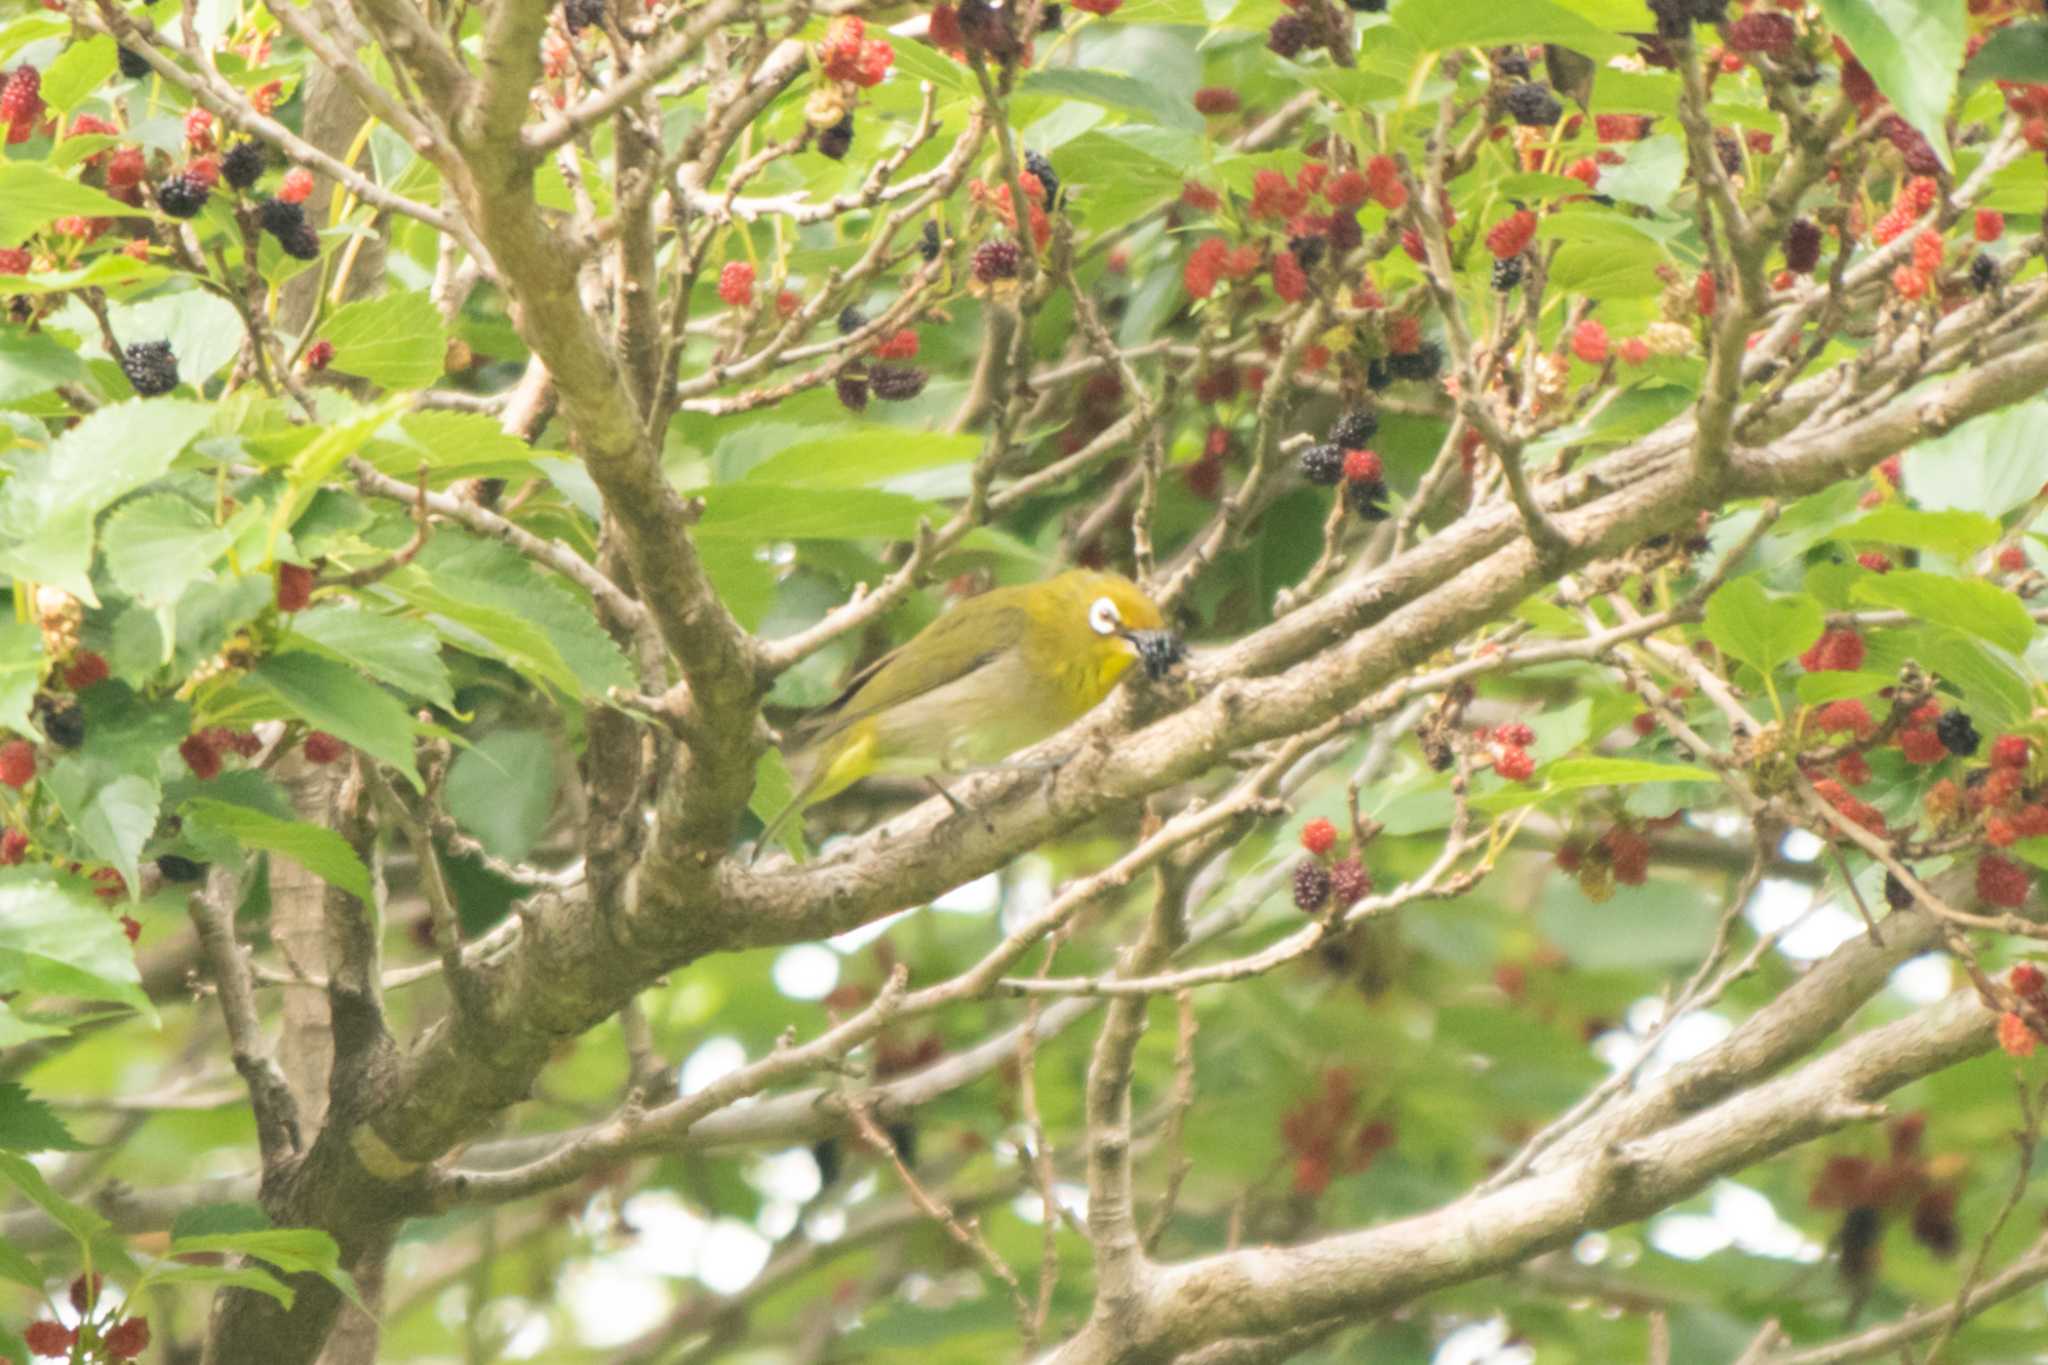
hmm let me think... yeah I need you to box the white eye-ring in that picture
[1088,596,1122,636]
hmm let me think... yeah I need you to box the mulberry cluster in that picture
[1784,218,1822,274]
[258,196,321,259]
[973,237,1021,283]
[1342,448,1388,522]
[118,46,152,79]
[1266,12,1311,58]
[221,140,267,191]
[1726,11,1797,56]
[563,0,605,32]
[1024,150,1060,209]
[1646,0,1727,40]
[1501,83,1563,127]
[119,340,179,396]
[869,364,929,401]
[153,172,210,219]
[1299,442,1344,486]
[1329,406,1377,449]
[818,113,854,160]
[1385,341,1443,382]
[1491,254,1525,291]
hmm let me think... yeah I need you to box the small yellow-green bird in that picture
[758,569,1182,853]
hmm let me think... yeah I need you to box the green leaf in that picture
[0,1000,67,1048]
[0,329,90,404]
[1917,627,2031,728]
[1702,577,1824,674]
[362,410,538,479]
[102,494,233,611]
[131,1262,296,1307]
[0,1082,86,1153]
[1538,877,1723,969]
[167,1228,363,1307]
[1830,506,2001,562]
[0,1151,108,1247]
[743,427,984,491]
[1538,757,1720,792]
[1016,68,1205,132]
[318,291,448,389]
[445,730,556,864]
[1852,570,2035,654]
[1903,400,2048,520]
[39,36,117,113]
[1817,0,1963,169]
[1594,133,1683,213]
[172,1203,272,1239]
[1963,20,2048,87]
[105,290,245,391]
[286,606,454,709]
[2011,836,2048,874]
[0,163,134,242]
[0,399,212,603]
[0,622,41,737]
[1390,0,1629,58]
[0,1230,41,1288]
[181,798,373,901]
[386,572,586,696]
[696,484,937,541]
[397,536,632,699]
[45,763,159,894]
[250,652,421,788]
[270,398,405,546]
[1795,670,1894,704]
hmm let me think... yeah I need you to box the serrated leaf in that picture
[1917,627,2031,728]
[0,1081,86,1153]
[1853,570,2035,654]
[0,399,211,603]
[270,398,404,551]
[0,163,134,242]
[1596,134,1683,214]
[399,536,632,698]
[319,291,448,389]
[285,607,453,709]
[1702,577,1824,674]
[250,652,421,788]
[181,798,373,900]
[363,409,538,479]
[1964,20,2048,87]
[45,763,158,895]
[102,493,233,611]
[1540,757,1720,791]
[1830,506,2001,561]
[1817,0,1962,170]
[0,329,90,404]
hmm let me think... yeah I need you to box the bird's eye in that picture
[1088,596,1122,636]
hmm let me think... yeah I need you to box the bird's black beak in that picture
[1121,629,1187,681]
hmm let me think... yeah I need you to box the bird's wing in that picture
[799,599,1029,746]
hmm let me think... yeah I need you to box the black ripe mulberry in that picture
[120,339,179,396]
[156,853,207,883]
[1293,859,1332,912]
[1884,869,1914,911]
[1329,407,1377,449]
[1491,254,1524,291]
[1936,709,1980,758]
[563,0,605,31]
[835,373,869,411]
[221,140,266,191]
[1038,3,1063,28]
[1329,856,1372,906]
[258,195,304,238]
[1366,356,1391,390]
[1784,218,1822,274]
[117,46,152,80]
[1266,13,1311,58]
[1289,234,1326,270]
[818,113,854,160]
[1386,340,1443,382]
[836,305,867,336]
[1346,478,1390,522]
[1340,0,1386,9]
[153,173,210,219]
[1024,149,1060,209]
[919,219,942,262]
[1300,442,1345,486]
[973,237,1021,282]
[1971,253,1997,294]
[1502,82,1563,127]
[1490,45,1531,79]
[870,365,929,401]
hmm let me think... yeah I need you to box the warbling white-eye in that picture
[759,569,1183,852]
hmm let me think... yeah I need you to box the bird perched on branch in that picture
[757,568,1183,857]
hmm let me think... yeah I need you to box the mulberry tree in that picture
[8,0,2048,1361]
